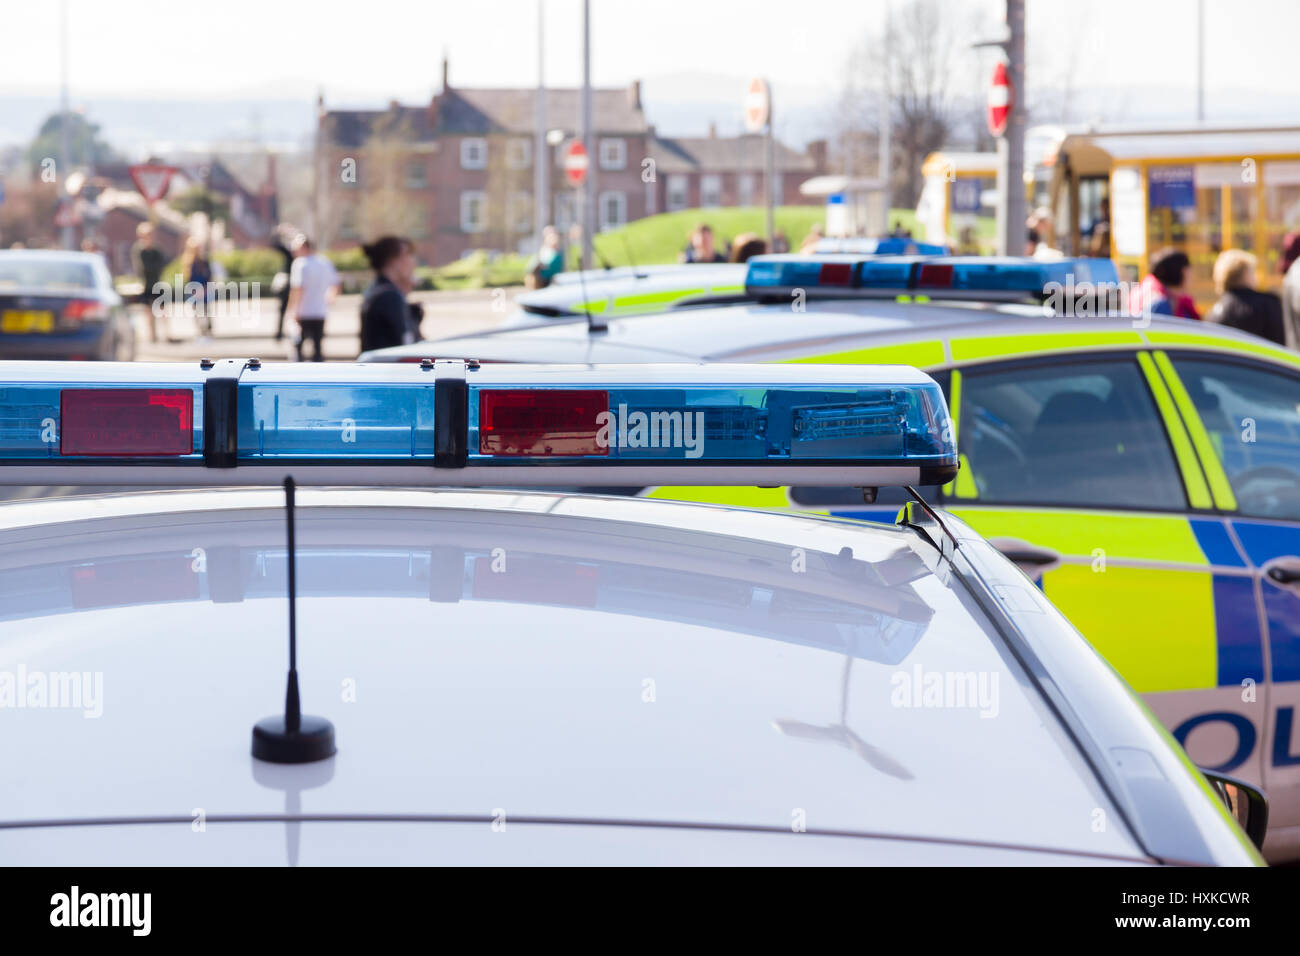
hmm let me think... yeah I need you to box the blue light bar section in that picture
[467,380,956,466]
[237,381,437,458]
[745,253,1120,296]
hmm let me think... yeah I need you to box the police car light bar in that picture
[0,360,958,488]
[744,254,1120,301]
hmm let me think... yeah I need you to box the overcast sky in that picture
[3,0,1296,104]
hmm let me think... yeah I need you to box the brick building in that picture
[650,128,825,213]
[316,59,824,266]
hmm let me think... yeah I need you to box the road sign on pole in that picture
[986,61,1011,138]
[744,78,770,134]
[563,141,589,187]
[975,0,1025,257]
[744,77,776,246]
[129,164,178,205]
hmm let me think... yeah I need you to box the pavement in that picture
[132,287,516,362]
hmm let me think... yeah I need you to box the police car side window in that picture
[1170,357,1300,520]
[958,358,1186,510]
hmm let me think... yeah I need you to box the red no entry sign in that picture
[563,141,589,187]
[987,61,1011,138]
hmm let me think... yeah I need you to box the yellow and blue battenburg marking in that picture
[0,360,958,488]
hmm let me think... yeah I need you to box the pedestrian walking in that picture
[525,226,565,290]
[799,223,824,254]
[131,222,168,342]
[728,233,767,263]
[286,235,339,362]
[1206,249,1285,345]
[359,235,418,355]
[680,224,726,263]
[270,224,296,341]
[181,237,214,339]
[1281,232,1300,350]
[1129,247,1201,320]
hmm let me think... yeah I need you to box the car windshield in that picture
[0,258,96,292]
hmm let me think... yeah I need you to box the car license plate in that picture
[1,310,55,333]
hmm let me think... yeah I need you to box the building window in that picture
[599,191,627,231]
[738,173,756,207]
[406,159,429,189]
[339,207,360,240]
[770,172,784,204]
[700,174,722,208]
[667,174,688,212]
[508,192,532,234]
[599,138,626,171]
[460,138,487,170]
[507,139,531,169]
[410,205,431,239]
[460,191,487,233]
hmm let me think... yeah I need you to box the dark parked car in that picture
[0,250,134,360]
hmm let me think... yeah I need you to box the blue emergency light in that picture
[745,253,1120,301]
[0,360,958,488]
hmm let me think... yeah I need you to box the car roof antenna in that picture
[575,248,608,336]
[252,477,337,763]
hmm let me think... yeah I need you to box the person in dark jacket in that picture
[1206,249,1285,346]
[359,236,417,355]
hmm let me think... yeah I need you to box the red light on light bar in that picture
[818,262,854,286]
[479,389,608,456]
[917,264,954,287]
[60,389,194,456]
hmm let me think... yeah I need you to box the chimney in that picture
[442,54,450,92]
[807,138,828,175]
[628,80,642,111]
[708,121,717,139]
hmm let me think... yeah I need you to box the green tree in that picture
[26,111,120,173]
[171,184,231,222]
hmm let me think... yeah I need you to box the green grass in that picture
[429,250,530,289]
[428,206,946,287]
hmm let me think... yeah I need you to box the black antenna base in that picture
[252,714,336,764]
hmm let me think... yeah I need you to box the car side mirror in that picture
[1201,769,1269,852]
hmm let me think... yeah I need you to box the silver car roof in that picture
[0,487,1145,861]
[372,298,1275,365]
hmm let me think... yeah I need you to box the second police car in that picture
[0,359,1265,864]
[361,253,1300,862]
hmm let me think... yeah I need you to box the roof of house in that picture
[651,134,817,174]
[320,86,648,147]
[435,88,648,136]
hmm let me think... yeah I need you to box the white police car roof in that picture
[0,488,1257,865]
[364,296,1260,366]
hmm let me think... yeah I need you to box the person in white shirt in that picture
[286,235,340,362]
